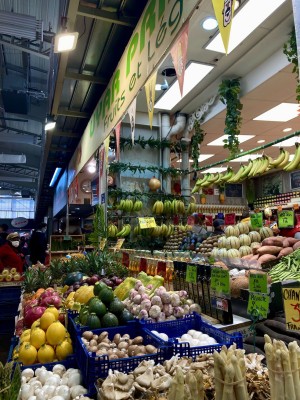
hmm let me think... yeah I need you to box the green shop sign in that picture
[68,0,201,183]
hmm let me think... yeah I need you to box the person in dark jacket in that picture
[0,223,8,246]
[29,223,48,264]
[211,219,225,236]
[0,232,24,273]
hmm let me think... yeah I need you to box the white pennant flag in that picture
[127,98,137,145]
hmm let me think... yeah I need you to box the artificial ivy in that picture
[108,188,186,201]
[283,28,300,102]
[109,136,186,153]
[191,120,205,170]
[109,162,188,177]
[218,78,243,157]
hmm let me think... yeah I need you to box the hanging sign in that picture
[170,22,189,96]
[250,213,263,229]
[278,210,294,229]
[68,0,202,185]
[186,265,198,283]
[249,273,268,294]
[211,0,236,54]
[224,213,235,225]
[139,217,156,229]
[282,287,300,331]
[144,71,157,129]
[115,122,122,161]
[247,292,269,319]
[127,98,137,144]
[211,268,230,296]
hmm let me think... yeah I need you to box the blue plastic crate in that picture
[140,313,243,360]
[0,286,21,302]
[0,315,16,335]
[76,323,172,395]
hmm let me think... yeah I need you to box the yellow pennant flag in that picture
[212,0,236,54]
[104,135,110,163]
[144,71,157,129]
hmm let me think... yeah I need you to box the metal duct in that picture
[0,11,43,41]
[0,154,26,163]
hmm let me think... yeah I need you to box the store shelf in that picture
[50,250,81,254]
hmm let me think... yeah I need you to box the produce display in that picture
[151,329,218,347]
[163,227,187,251]
[122,280,201,322]
[268,248,300,282]
[20,364,92,400]
[114,272,164,301]
[0,267,22,282]
[81,330,157,359]
[97,344,269,399]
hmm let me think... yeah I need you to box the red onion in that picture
[40,295,62,308]
[24,306,46,327]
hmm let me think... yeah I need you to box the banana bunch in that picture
[152,200,164,215]
[186,202,198,215]
[108,223,118,238]
[116,224,131,237]
[171,199,185,215]
[117,199,134,212]
[133,225,141,236]
[133,200,143,211]
[163,200,172,215]
[269,148,290,169]
[151,226,162,237]
[283,143,300,172]
[160,224,169,237]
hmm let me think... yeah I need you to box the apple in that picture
[5,274,12,281]
[13,273,21,281]
[11,268,17,275]
[2,269,9,276]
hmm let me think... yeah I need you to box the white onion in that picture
[67,372,81,387]
[52,365,66,377]
[55,385,70,400]
[21,384,34,400]
[22,369,34,381]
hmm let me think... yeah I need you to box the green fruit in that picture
[79,306,89,325]
[89,299,107,318]
[101,312,119,327]
[98,287,114,305]
[86,313,101,329]
[108,298,124,315]
[118,309,134,324]
[93,281,107,296]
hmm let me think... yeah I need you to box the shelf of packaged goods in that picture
[50,250,81,254]
[0,281,22,287]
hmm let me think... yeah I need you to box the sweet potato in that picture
[278,247,294,258]
[257,245,282,255]
[262,237,284,247]
[283,238,290,248]
[293,241,300,251]
[258,254,277,264]
[250,254,260,261]
[252,245,261,255]
[286,237,299,246]
[242,254,253,260]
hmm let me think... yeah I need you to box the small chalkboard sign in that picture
[290,170,300,190]
[225,183,243,198]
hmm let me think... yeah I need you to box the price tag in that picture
[114,238,125,250]
[278,210,294,228]
[211,268,230,296]
[250,213,263,229]
[225,213,236,225]
[139,217,157,229]
[99,238,107,250]
[282,287,300,331]
[247,292,269,319]
[186,265,197,283]
[249,273,268,294]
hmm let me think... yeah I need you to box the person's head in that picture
[6,232,20,248]
[0,223,8,232]
[36,222,47,232]
[213,219,225,231]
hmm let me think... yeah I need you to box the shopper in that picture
[211,219,225,236]
[0,232,24,273]
[0,223,8,246]
[29,222,48,265]
[191,214,208,238]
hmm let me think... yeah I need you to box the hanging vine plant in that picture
[191,119,205,170]
[283,28,300,102]
[218,78,243,157]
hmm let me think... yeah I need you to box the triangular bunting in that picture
[170,22,189,96]
[144,71,157,129]
[115,122,122,161]
[211,0,236,54]
[127,98,137,145]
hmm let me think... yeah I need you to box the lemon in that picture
[46,321,66,345]
[55,340,73,361]
[19,344,37,365]
[44,306,59,321]
[30,327,46,349]
[37,344,55,363]
[40,311,56,331]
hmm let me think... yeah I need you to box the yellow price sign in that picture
[282,287,300,331]
[139,217,156,229]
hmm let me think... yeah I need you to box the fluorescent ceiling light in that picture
[154,62,214,111]
[207,134,254,146]
[230,154,262,162]
[202,17,218,31]
[257,139,265,143]
[54,31,79,53]
[254,103,300,122]
[272,137,300,147]
[198,154,215,162]
[202,167,227,173]
[205,0,287,54]
[49,167,62,187]
[283,127,293,132]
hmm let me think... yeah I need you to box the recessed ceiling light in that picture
[155,62,214,111]
[254,103,300,122]
[257,139,265,144]
[230,154,262,162]
[207,135,254,146]
[202,167,227,173]
[202,17,218,31]
[272,137,300,147]
[205,0,287,54]
[283,127,293,132]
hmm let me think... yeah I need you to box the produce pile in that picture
[0,267,21,282]
[150,328,218,347]
[122,280,201,322]
[20,364,92,400]
[97,344,269,400]
[81,330,157,359]
[268,248,300,282]
[188,235,222,255]
[163,226,192,251]
[14,307,73,365]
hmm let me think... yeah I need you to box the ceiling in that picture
[0,0,297,220]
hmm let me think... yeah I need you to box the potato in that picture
[257,246,282,256]
[145,345,157,354]
[278,247,294,258]
[132,336,143,345]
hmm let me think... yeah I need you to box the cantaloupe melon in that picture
[227,249,241,258]
[217,248,228,258]
[225,225,240,237]
[226,236,240,249]
[236,223,249,234]
[218,236,228,249]
[239,246,252,257]
[259,227,274,240]
[239,234,251,247]
[250,241,261,249]
[249,231,261,243]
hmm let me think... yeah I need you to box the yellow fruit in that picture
[18,343,37,365]
[20,329,31,341]
[31,319,40,329]
[37,344,55,363]
[55,340,73,361]
[45,306,59,321]
[64,336,72,344]
[30,327,46,349]
[40,311,56,331]
[46,321,66,345]
[19,341,30,349]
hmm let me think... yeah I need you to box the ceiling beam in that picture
[0,125,41,138]
[65,70,108,85]
[57,108,90,118]
[0,36,50,60]
[51,0,80,116]
[77,5,137,27]
[51,130,80,138]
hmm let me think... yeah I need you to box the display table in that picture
[210,314,252,337]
